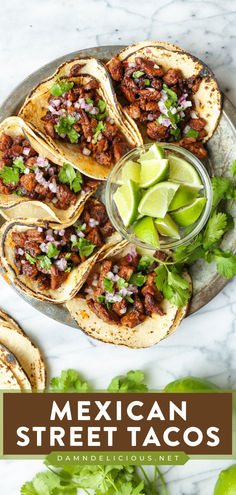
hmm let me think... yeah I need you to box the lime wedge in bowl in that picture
[114,179,141,227]
[139,143,165,163]
[155,214,180,239]
[168,154,202,186]
[168,184,199,211]
[133,216,159,247]
[138,181,179,218]
[121,160,141,184]
[139,158,169,188]
[171,197,207,227]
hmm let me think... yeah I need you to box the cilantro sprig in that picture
[50,76,74,97]
[0,157,25,184]
[71,237,95,258]
[54,115,79,143]
[58,162,83,193]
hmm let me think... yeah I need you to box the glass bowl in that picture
[105,143,213,250]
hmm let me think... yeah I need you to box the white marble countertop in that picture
[0,0,236,493]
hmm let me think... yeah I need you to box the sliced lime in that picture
[121,160,141,184]
[171,197,207,227]
[114,179,141,227]
[138,181,179,218]
[168,154,202,186]
[168,184,198,211]
[164,377,220,393]
[133,216,160,247]
[139,143,166,163]
[214,464,236,495]
[139,158,169,188]
[155,214,180,239]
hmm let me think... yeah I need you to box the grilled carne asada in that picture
[42,73,130,168]
[11,198,115,290]
[108,56,208,159]
[79,247,165,328]
[0,132,99,209]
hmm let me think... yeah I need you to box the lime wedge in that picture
[133,216,160,247]
[139,143,165,163]
[171,197,207,227]
[139,158,169,188]
[138,181,179,218]
[168,154,202,186]
[168,184,198,211]
[114,179,141,227]
[121,160,141,184]
[155,214,180,239]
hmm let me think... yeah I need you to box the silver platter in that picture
[0,45,236,328]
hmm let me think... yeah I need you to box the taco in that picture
[66,244,192,348]
[0,117,99,223]
[107,41,222,160]
[0,197,121,303]
[19,58,143,180]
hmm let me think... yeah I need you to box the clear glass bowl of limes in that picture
[105,142,213,250]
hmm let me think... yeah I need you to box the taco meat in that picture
[108,57,208,159]
[41,72,131,167]
[0,132,99,208]
[78,247,166,328]
[11,198,115,290]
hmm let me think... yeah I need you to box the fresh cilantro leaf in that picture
[72,237,95,258]
[58,163,82,193]
[55,116,79,143]
[117,278,128,290]
[126,295,134,303]
[132,71,145,78]
[154,264,167,290]
[170,127,181,140]
[13,189,23,196]
[103,277,114,293]
[65,265,72,273]
[185,128,199,138]
[50,369,88,393]
[144,78,150,86]
[211,176,231,209]
[174,234,203,263]
[75,222,86,232]
[129,272,147,287]
[86,97,94,104]
[97,295,105,303]
[50,79,74,97]
[0,166,19,183]
[21,481,37,495]
[162,83,178,102]
[93,121,106,142]
[65,253,71,260]
[116,481,144,495]
[98,99,107,113]
[38,256,52,270]
[213,249,236,278]
[47,242,60,259]
[137,255,154,272]
[162,271,191,307]
[230,159,236,177]
[203,212,227,249]
[25,253,37,264]
[13,158,26,172]
[107,370,148,393]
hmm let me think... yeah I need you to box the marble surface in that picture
[0,0,236,493]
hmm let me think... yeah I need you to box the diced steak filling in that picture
[0,133,99,209]
[108,56,208,159]
[80,248,165,328]
[42,71,131,167]
[11,198,115,290]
